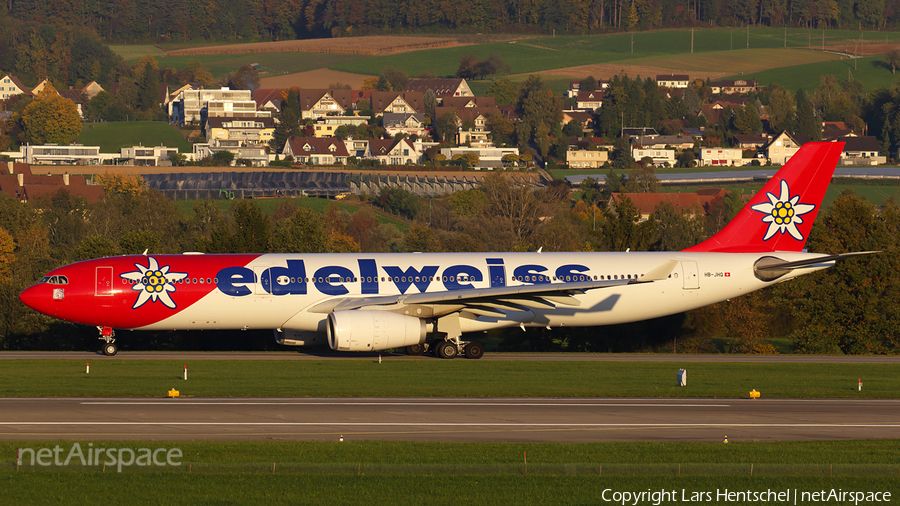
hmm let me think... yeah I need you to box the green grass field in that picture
[0,359,894,398]
[3,440,899,504]
[78,122,192,154]
[155,52,369,80]
[741,55,900,92]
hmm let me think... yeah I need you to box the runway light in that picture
[339,435,344,442]
[184,365,187,381]
[859,378,862,391]
[379,355,382,364]
[86,362,89,374]
[723,436,728,444]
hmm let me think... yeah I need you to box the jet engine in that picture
[327,310,426,352]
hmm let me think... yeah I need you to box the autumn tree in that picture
[515,75,561,157]
[0,227,14,282]
[229,65,261,91]
[486,78,518,106]
[21,83,82,145]
[95,171,147,196]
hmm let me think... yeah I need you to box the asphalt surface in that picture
[3,351,900,363]
[1,397,898,442]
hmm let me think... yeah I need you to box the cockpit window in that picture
[46,276,68,285]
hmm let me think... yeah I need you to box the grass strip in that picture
[0,360,895,398]
[3,441,899,505]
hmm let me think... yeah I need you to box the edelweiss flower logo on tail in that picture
[751,180,816,241]
[120,257,188,309]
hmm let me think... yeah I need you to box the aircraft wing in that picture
[308,260,679,317]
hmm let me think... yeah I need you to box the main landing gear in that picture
[404,339,484,359]
[98,326,118,356]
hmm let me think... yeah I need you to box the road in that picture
[2,351,899,363]
[1,397,897,442]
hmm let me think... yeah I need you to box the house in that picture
[656,74,690,88]
[171,88,257,125]
[80,81,105,101]
[299,89,357,119]
[434,106,494,145]
[440,96,496,110]
[762,131,805,165]
[283,137,350,165]
[566,149,609,168]
[562,110,594,131]
[403,78,472,98]
[120,146,180,166]
[710,79,758,94]
[566,79,608,98]
[370,92,424,116]
[622,127,659,139]
[575,90,604,110]
[733,134,768,149]
[700,147,748,167]
[193,139,269,166]
[633,135,695,150]
[0,75,31,100]
[205,117,276,147]
[609,189,728,222]
[631,147,676,166]
[252,88,284,115]
[19,144,103,165]
[439,146,518,168]
[822,121,855,141]
[0,162,105,203]
[839,136,884,165]
[367,138,419,165]
[382,113,427,137]
[313,116,370,138]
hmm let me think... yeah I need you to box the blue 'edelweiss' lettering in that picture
[214,258,593,297]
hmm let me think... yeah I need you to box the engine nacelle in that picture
[327,310,426,352]
[274,329,326,347]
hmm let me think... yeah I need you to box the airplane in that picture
[19,142,874,358]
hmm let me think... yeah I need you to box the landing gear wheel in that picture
[435,340,458,359]
[102,343,118,356]
[464,341,484,359]
[405,343,425,356]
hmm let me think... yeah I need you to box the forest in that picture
[2,0,896,43]
[0,170,897,355]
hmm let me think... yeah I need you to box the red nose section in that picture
[19,283,60,318]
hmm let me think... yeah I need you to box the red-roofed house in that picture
[370,92,424,116]
[403,78,472,98]
[283,137,350,165]
[575,90,604,110]
[609,189,727,221]
[0,162,105,203]
[366,138,419,165]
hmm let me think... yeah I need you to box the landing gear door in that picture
[95,266,114,296]
[682,261,699,290]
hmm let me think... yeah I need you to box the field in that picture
[109,28,900,94]
[78,122,192,154]
[0,359,895,398]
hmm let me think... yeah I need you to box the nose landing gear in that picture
[98,326,117,356]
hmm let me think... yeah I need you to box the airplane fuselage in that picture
[22,251,829,335]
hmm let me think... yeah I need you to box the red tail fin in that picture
[685,141,843,253]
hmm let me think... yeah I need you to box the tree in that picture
[580,76,598,92]
[455,53,478,79]
[0,227,14,282]
[486,78,518,106]
[212,150,235,166]
[423,89,437,122]
[885,50,900,75]
[381,66,408,92]
[515,75,562,157]
[435,110,459,143]
[734,103,763,135]
[795,89,820,141]
[21,83,82,145]
[94,172,147,196]
[137,59,160,111]
[229,65,260,91]
[766,85,796,134]
[270,88,301,153]
[268,208,327,253]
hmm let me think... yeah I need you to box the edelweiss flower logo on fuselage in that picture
[119,257,188,309]
[750,180,816,241]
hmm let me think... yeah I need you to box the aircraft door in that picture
[95,266,114,296]
[254,266,272,295]
[681,261,699,290]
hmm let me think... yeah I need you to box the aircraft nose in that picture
[19,284,53,315]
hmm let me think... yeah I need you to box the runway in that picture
[1,397,898,442]
[3,351,899,363]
